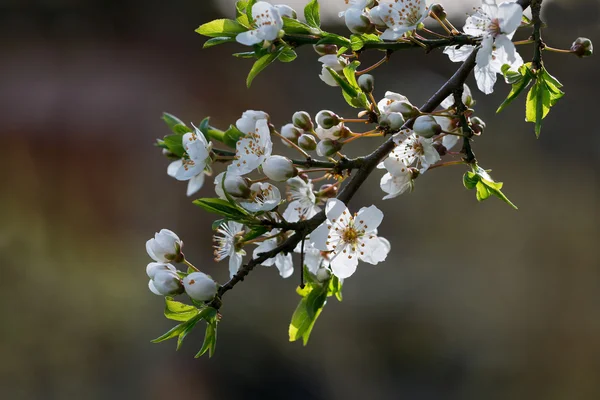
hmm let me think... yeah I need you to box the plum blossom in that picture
[253,230,293,278]
[387,131,441,172]
[183,272,217,301]
[146,229,183,263]
[239,182,281,213]
[146,262,183,296]
[370,0,429,41]
[310,199,390,279]
[228,111,272,175]
[167,128,211,196]
[236,2,284,46]
[283,177,321,222]
[213,221,246,278]
[380,167,415,200]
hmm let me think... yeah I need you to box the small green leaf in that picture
[246,0,257,27]
[463,166,518,209]
[203,37,236,49]
[164,297,199,322]
[327,275,343,302]
[233,51,257,59]
[350,33,381,51]
[525,79,551,138]
[242,226,269,242]
[162,112,191,135]
[247,49,281,87]
[316,33,352,47]
[235,0,251,28]
[196,308,219,358]
[193,198,248,219]
[497,67,533,113]
[212,219,227,231]
[223,124,245,148]
[151,313,203,344]
[278,47,298,63]
[282,16,315,35]
[304,0,321,29]
[198,117,226,143]
[163,134,185,158]
[343,61,361,90]
[289,283,327,345]
[196,19,248,38]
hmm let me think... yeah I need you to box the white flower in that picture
[213,221,246,278]
[380,170,414,200]
[318,55,348,87]
[344,8,374,34]
[146,262,183,296]
[387,132,441,172]
[370,0,429,41]
[315,122,346,140]
[440,83,473,109]
[146,229,182,263]
[214,172,251,199]
[183,272,217,301]
[167,129,211,195]
[444,1,523,94]
[339,0,372,17]
[236,1,283,46]
[253,230,293,278]
[239,182,281,212]
[168,161,208,197]
[228,112,272,175]
[377,91,415,117]
[283,177,321,222]
[262,155,297,182]
[310,199,390,279]
[294,239,327,275]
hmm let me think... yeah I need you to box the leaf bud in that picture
[292,111,314,131]
[298,134,317,151]
[316,110,341,129]
[281,123,303,145]
[344,8,375,34]
[316,267,331,283]
[314,44,338,56]
[378,112,405,131]
[571,37,593,58]
[316,139,343,157]
[413,115,442,138]
[262,155,298,182]
[183,272,218,301]
[357,74,375,93]
[430,4,447,20]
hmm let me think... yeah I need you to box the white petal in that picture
[236,30,262,46]
[359,235,389,265]
[476,36,494,69]
[148,280,162,295]
[167,160,182,178]
[329,250,359,279]
[275,253,294,278]
[310,223,330,251]
[324,198,347,221]
[498,2,523,35]
[254,240,276,266]
[186,173,205,196]
[474,64,497,95]
[355,205,383,233]
[443,45,475,63]
[494,35,521,66]
[229,252,243,278]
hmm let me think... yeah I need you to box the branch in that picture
[530,0,544,70]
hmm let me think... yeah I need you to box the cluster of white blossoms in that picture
[145,229,217,301]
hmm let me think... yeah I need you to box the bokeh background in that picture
[1,0,599,399]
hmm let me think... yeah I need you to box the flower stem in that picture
[272,130,311,158]
[513,39,534,46]
[183,259,200,272]
[428,160,467,170]
[356,54,389,76]
[429,12,453,35]
[544,46,572,54]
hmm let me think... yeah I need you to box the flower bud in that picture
[262,155,298,182]
[146,229,183,263]
[430,4,447,20]
[146,262,176,279]
[318,184,338,198]
[316,267,331,282]
[316,139,343,157]
[183,272,218,301]
[378,112,405,131]
[316,110,341,129]
[344,8,375,34]
[413,115,442,138]
[469,116,486,135]
[357,74,375,93]
[298,134,317,151]
[571,37,593,58]
[149,269,184,296]
[223,174,251,198]
[292,111,314,131]
[313,44,338,56]
[315,123,350,140]
[281,123,302,145]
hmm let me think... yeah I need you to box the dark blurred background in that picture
[1,1,598,399]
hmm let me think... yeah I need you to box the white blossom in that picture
[167,129,211,196]
[183,272,217,301]
[236,1,284,46]
[262,155,297,182]
[253,230,293,278]
[239,182,281,212]
[370,0,429,41]
[386,132,441,172]
[146,262,183,296]
[283,177,321,222]
[213,221,246,278]
[228,112,272,175]
[380,169,414,200]
[318,55,348,87]
[214,172,251,199]
[146,229,182,263]
[310,199,390,279]
[377,91,415,117]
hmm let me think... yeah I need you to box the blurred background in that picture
[1,0,598,399]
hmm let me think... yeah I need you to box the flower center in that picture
[341,226,359,245]
[488,18,501,37]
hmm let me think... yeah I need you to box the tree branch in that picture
[530,0,544,70]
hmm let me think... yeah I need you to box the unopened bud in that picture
[224,174,251,198]
[314,44,338,56]
[430,4,447,20]
[344,8,375,34]
[281,123,303,145]
[262,155,298,182]
[183,272,217,301]
[378,112,405,131]
[319,184,338,198]
[358,74,375,93]
[292,111,314,131]
[316,267,331,282]
[316,139,343,157]
[316,110,341,129]
[149,269,184,296]
[571,37,593,58]
[298,134,317,151]
[275,4,297,19]
[470,116,486,135]
[413,115,442,138]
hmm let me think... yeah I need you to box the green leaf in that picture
[212,219,227,231]
[289,283,328,345]
[162,112,191,135]
[316,33,352,48]
[196,308,219,358]
[463,166,518,209]
[247,49,281,87]
[278,47,298,63]
[198,117,226,143]
[242,226,269,242]
[525,79,551,138]
[327,275,343,302]
[223,124,245,148]
[304,0,321,29]
[163,134,185,158]
[246,0,257,27]
[325,67,357,96]
[350,33,381,51]
[203,36,236,49]
[164,297,199,322]
[235,0,251,28]
[343,61,361,90]
[151,313,203,344]
[282,16,315,35]
[193,198,248,219]
[497,66,533,113]
[233,51,257,59]
[196,19,248,38]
